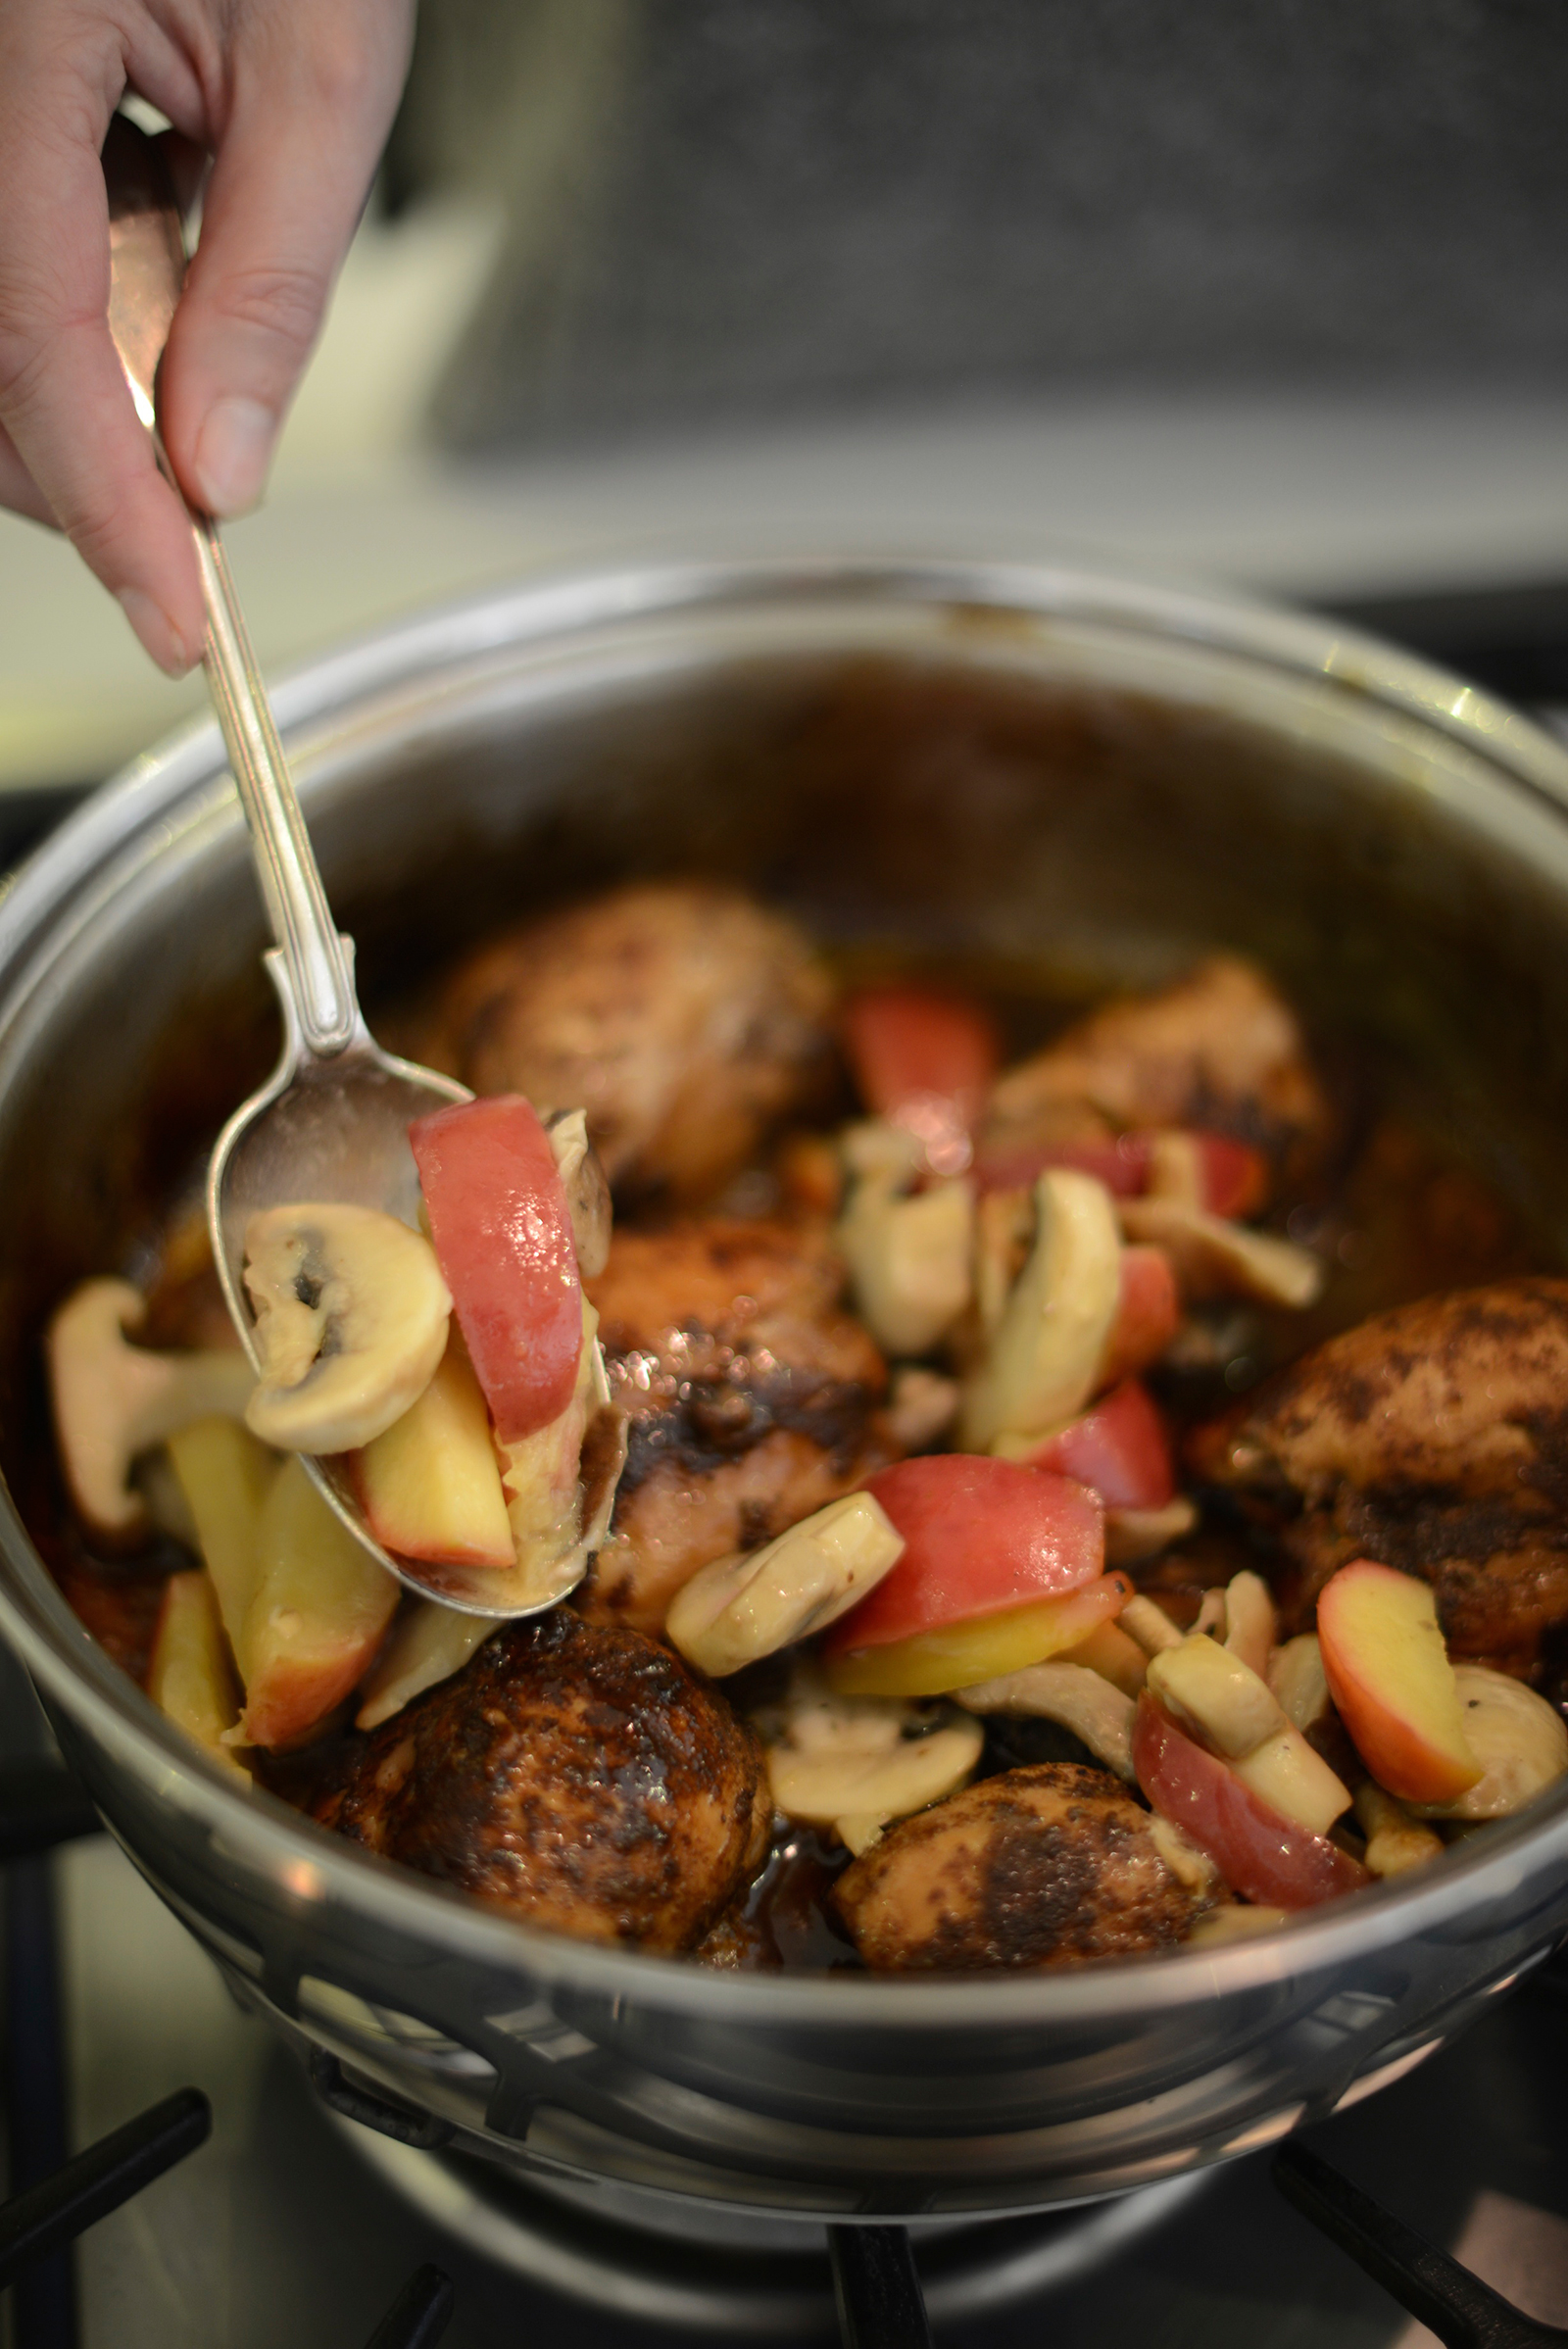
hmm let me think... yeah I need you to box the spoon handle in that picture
[100,114,359,1061]
[193,516,361,1058]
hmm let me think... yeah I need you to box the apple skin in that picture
[240,1457,399,1749]
[1099,1247,1180,1387]
[823,1456,1103,1658]
[352,1341,514,1570]
[410,1094,582,1443]
[1133,1694,1369,1909]
[1316,1559,1483,1806]
[840,984,1000,1159]
[972,1133,1267,1220]
[1020,1379,1175,1510]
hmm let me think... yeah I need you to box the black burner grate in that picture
[1274,2131,1566,2349]
[0,1760,453,2349]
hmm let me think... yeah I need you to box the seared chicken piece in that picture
[982,956,1329,1181]
[1190,1278,1568,1675]
[432,882,833,1203]
[313,1610,768,1953]
[832,1763,1215,1970]
[581,1218,897,1633]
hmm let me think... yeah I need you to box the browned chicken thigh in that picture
[981,954,1330,1183]
[582,1218,898,1632]
[832,1764,1216,1970]
[1190,1278,1568,1674]
[431,882,833,1203]
[313,1611,768,1953]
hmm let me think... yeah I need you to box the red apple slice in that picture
[352,1339,514,1569]
[1133,1694,1369,1909]
[1013,1378,1175,1509]
[1316,1558,1482,1804]
[1098,1246,1180,1387]
[410,1095,581,1442]
[840,984,1000,1171]
[824,1455,1104,1657]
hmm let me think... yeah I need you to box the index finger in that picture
[0,26,203,672]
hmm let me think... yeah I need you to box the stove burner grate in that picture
[0,1759,453,2349]
[1276,2134,1567,2349]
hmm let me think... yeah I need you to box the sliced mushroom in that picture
[1269,1633,1334,1736]
[884,1366,961,1452]
[1148,1633,1350,1835]
[665,1492,905,1678]
[356,1602,503,1730]
[1410,1666,1568,1821]
[243,1203,451,1454]
[545,1108,612,1279]
[1144,1131,1206,1210]
[1060,1618,1149,1696]
[498,1300,626,1608]
[1118,1197,1322,1310]
[1192,1586,1228,1639]
[47,1278,256,1540]
[1222,1570,1276,1680]
[841,1119,926,1184]
[959,1170,1122,1450]
[1104,1497,1199,1566]
[1185,1903,1293,1945]
[1147,1812,1222,1894]
[973,1186,1036,1337]
[1148,1633,1281,1758]
[1353,1782,1444,1876]
[955,1660,1136,1779]
[1119,1592,1184,1657]
[838,1174,974,1358]
[759,1669,982,1849]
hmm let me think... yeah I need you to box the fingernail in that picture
[118,588,195,678]
[192,394,275,517]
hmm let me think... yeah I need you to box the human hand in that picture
[0,0,415,674]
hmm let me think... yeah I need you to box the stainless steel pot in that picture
[2,556,1568,2225]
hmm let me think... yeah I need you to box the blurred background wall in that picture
[386,0,1568,449]
[5,0,1568,794]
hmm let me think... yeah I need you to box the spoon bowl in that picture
[104,113,593,1619]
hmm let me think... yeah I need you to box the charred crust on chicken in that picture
[579,1218,899,1632]
[311,1610,770,1953]
[831,1764,1215,1970]
[1190,1278,1568,1674]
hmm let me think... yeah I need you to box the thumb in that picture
[158,12,412,518]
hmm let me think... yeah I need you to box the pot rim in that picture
[5,548,1568,2031]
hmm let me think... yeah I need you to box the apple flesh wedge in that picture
[146,1571,248,1781]
[351,1341,513,1570]
[239,1457,399,1749]
[826,1572,1131,1698]
[1317,1558,1482,1805]
[166,1415,277,1657]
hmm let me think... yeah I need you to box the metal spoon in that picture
[103,114,581,1619]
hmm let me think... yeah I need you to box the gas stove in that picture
[17,1761,1568,2349]
[7,579,1568,2349]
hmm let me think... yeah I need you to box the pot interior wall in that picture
[2,638,1566,1525]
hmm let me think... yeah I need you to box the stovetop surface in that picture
[48,1826,1568,2349]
